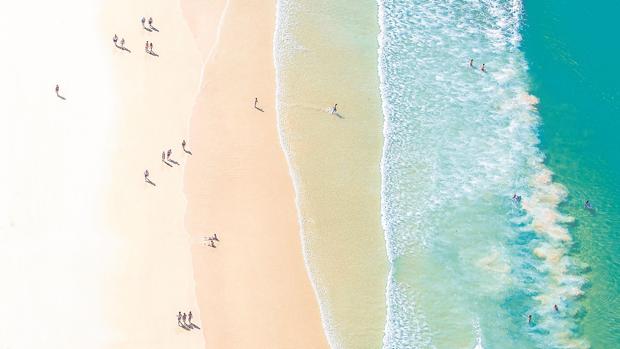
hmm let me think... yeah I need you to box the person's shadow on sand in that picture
[114,43,131,53]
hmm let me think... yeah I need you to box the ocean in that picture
[379,0,618,348]
[523,0,620,347]
[276,0,619,347]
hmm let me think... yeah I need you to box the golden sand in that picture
[181,0,330,348]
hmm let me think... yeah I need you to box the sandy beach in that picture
[182,0,330,348]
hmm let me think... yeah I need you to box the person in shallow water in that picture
[481,63,486,72]
[469,58,474,67]
[528,314,532,324]
[554,304,559,312]
[584,200,593,209]
[512,194,521,202]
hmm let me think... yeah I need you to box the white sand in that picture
[0,1,117,347]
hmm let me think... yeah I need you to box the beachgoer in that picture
[213,233,219,241]
[585,200,592,209]
[554,304,559,312]
[528,314,532,324]
[188,311,193,324]
[113,34,118,44]
[469,58,474,67]
[182,313,187,325]
[55,84,59,94]
[120,38,125,48]
[254,97,258,108]
[209,240,216,248]
[481,63,486,72]
[332,104,338,114]
[149,17,153,27]
[149,42,153,53]
[182,140,186,149]
[144,170,150,181]
[177,311,183,326]
[167,149,171,160]
[162,151,166,162]
[141,17,146,27]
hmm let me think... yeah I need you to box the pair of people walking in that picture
[141,17,157,31]
[112,34,128,51]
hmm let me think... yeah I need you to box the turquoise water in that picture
[378,0,606,347]
[522,0,620,347]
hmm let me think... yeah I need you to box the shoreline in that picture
[181,0,331,348]
[274,0,389,347]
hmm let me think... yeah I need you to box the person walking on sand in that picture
[254,97,258,108]
[332,103,337,114]
[141,17,146,28]
[188,311,193,324]
[177,311,183,327]
[209,240,216,248]
[120,38,125,49]
[149,42,153,53]
[148,17,153,28]
[113,34,118,46]
[55,84,60,96]
[145,41,149,53]
[162,151,166,162]
[182,140,187,150]
[144,170,150,182]
[213,233,219,241]
[166,149,171,160]
[182,312,188,326]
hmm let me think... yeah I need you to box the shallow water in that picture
[275,0,388,348]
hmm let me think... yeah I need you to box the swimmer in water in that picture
[554,304,559,312]
[528,314,532,324]
[481,63,486,72]
[585,200,593,209]
[469,58,474,67]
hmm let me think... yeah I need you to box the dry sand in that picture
[101,0,206,347]
[182,0,331,348]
